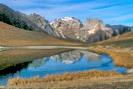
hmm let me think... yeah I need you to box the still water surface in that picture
[0,50,127,85]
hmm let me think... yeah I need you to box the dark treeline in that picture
[0,12,33,31]
[96,27,132,42]
[112,27,132,37]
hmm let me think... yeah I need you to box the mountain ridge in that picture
[0,21,84,46]
[0,4,132,43]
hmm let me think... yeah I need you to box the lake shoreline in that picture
[0,46,88,71]
[88,46,133,68]
[0,46,87,50]
[0,48,74,71]
[0,46,133,88]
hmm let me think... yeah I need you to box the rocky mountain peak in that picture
[50,17,113,42]
[51,17,83,27]
[83,18,104,30]
[27,13,56,35]
[60,17,75,21]
[75,18,113,42]
[2,4,128,43]
[84,18,112,33]
[50,17,83,39]
[86,18,103,24]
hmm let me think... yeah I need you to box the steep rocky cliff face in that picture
[77,18,113,42]
[51,17,113,42]
[50,17,83,39]
[27,13,56,35]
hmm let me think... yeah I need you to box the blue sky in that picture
[1,0,133,26]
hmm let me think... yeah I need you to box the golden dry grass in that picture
[88,48,133,68]
[4,74,133,89]
[0,22,83,46]
[0,22,86,70]
[8,70,121,85]
[96,32,133,47]
[88,32,133,68]
[97,32,133,44]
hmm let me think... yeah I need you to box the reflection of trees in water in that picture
[0,71,20,84]
[0,62,29,84]
[0,62,29,76]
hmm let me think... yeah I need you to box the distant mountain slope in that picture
[0,4,39,31]
[0,4,54,34]
[106,24,132,35]
[0,22,83,46]
[96,32,133,47]
[106,24,132,31]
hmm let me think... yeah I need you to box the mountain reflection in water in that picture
[28,50,100,68]
[0,50,127,86]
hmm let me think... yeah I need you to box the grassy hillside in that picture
[0,21,85,70]
[0,22,84,46]
[88,32,133,67]
[96,32,133,47]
